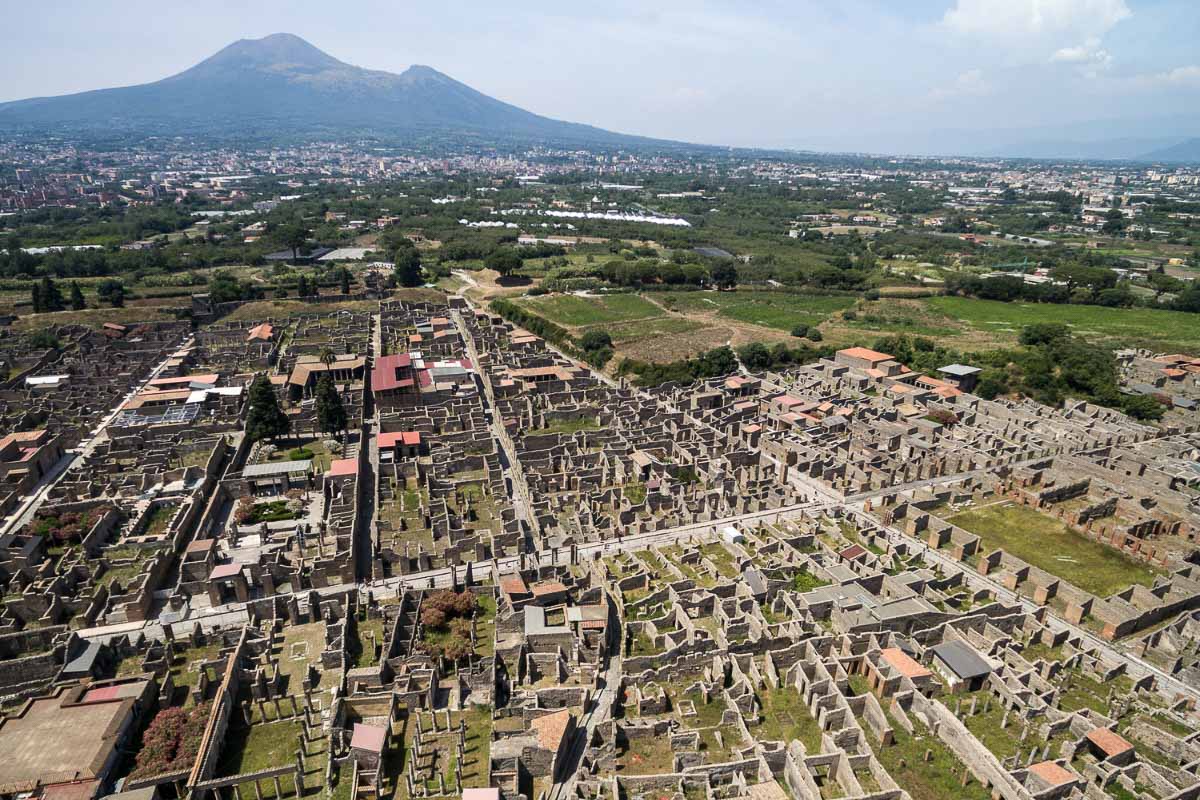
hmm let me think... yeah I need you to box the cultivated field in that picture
[517,293,665,326]
[655,290,855,332]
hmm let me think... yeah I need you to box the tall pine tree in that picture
[245,374,290,443]
[315,375,347,435]
[69,282,85,310]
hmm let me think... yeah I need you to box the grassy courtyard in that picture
[749,687,823,752]
[948,502,1161,597]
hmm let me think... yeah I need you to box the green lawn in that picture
[749,687,823,752]
[949,503,1161,597]
[218,719,307,776]
[517,293,665,326]
[870,709,992,800]
[926,296,1200,352]
[657,291,856,332]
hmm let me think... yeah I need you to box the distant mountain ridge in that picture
[1142,137,1200,163]
[0,33,661,146]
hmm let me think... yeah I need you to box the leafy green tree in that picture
[97,279,126,308]
[579,330,613,352]
[339,267,351,295]
[1101,208,1125,235]
[208,272,246,304]
[69,282,85,310]
[394,247,423,287]
[1019,323,1070,346]
[710,260,738,289]
[485,247,523,278]
[315,375,348,435]
[277,223,308,263]
[296,275,309,297]
[245,374,290,443]
[1123,394,1165,422]
[1147,272,1184,301]
[738,342,771,369]
[30,281,42,313]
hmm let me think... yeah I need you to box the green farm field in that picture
[655,290,856,332]
[516,293,665,327]
[925,296,1200,352]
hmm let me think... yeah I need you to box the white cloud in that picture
[942,0,1131,40]
[930,68,991,101]
[1051,37,1112,78]
[1138,65,1200,87]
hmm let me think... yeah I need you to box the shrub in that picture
[421,607,447,628]
[131,702,212,778]
[579,329,613,351]
[790,324,809,338]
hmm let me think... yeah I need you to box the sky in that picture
[2,0,1199,153]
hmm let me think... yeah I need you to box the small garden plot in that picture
[676,688,727,729]
[141,503,179,538]
[238,499,303,525]
[699,542,737,579]
[527,415,601,436]
[274,622,338,693]
[1056,669,1133,716]
[259,436,335,473]
[868,707,992,800]
[352,615,386,669]
[749,687,824,753]
[616,734,676,775]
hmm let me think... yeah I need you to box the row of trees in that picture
[945,270,1200,312]
[28,276,129,314]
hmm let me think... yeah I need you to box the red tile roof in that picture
[531,709,571,751]
[326,458,359,477]
[839,544,868,561]
[351,723,387,753]
[838,346,893,363]
[1086,727,1133,757]
[880,647,931,679]
[247,323,274,341]
[499,574,529,596]
[371,353,413,393]
[1028,761,1075,787]
[378,431,421,449]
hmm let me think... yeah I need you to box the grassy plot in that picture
[517,293,665,326]
[587,316,708,344]
[657,291,855,332]
[749,687,824,752]
[869,709,992,800]
[926,296,1200,352]
[949,503,1161,597]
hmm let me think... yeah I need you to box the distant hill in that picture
[1141,138,1200,163]
[0,33,664,147]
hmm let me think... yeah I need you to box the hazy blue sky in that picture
[3,0,1198,151]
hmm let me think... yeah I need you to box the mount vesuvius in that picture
[0,33,660,146]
